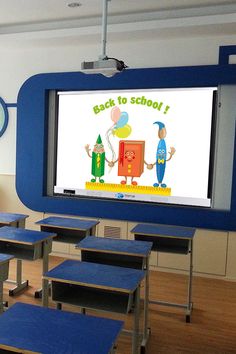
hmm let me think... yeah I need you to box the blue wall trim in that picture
[6,103,17,108]
[219,45,236,65]
[0,97,9,137]
[16,53,236,230]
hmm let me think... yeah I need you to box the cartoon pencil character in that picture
[152,121,175,188]
[85,134,108,183]
[109,140,145,185]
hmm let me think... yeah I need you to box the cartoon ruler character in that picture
[85,134,109,183]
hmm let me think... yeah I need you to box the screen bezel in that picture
[50,87,217,208]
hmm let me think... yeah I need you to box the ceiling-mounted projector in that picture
[81,58,126,77]
[81,0,128,77]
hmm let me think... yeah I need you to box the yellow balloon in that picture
[114,124,132,138]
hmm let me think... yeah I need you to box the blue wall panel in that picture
[16,46,236,230]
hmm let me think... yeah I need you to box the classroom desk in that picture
[0,226,56,304]
[0,254,14,313]
[130,223,195,322]
[76,235,153,354]
[36,216,99,243]
[0,212,29,295]
[44,259,145,354]
[0,212,28,228]
[0,302,123,354]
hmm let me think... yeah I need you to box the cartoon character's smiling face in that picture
[93,143,105,153]
[125,150,135,162]
[157,148,166,159]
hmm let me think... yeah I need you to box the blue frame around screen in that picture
[16,46,236,230]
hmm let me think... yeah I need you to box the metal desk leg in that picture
[186,240,193,323]
[8,259,29,296]
[42,278,49,307]
[141,257,150,354]
[132,285,140,354]
[89,226,97,236]
[16,220,26,228]
[149,241,194,322]
[0,281,3,314]
[6,219,28,296]
[41,240,50,307]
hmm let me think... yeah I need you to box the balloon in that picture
[111,106,121,123]
[115,112,128,128]
[114,124,132,138]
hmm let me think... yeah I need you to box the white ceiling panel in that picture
[0,0,235,24]
[0,0,236,37]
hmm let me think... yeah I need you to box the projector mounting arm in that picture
[100,0,110,60]
[81,0,127,76]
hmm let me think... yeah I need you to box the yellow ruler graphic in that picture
[85,182,171,196]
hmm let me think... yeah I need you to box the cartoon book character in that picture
[85,134,108,183]
[109,140,145,185]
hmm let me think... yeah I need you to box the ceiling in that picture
[1,0,236,38]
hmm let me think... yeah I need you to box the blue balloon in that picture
[115,112,128,128]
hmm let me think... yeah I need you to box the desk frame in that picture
[77,236,152,354]
[44,260,144,354]
[36,216,99,244]
[0,226,55,304]
[0,254,14,313]
[0,213,29,296]
[131,224,195,323]
[36,216,99,300]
